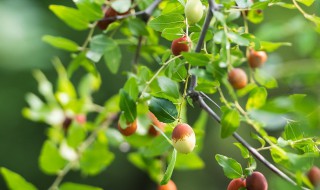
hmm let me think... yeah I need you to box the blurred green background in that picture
[0,0,320,189]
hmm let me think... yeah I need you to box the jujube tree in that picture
[1,0,320,189]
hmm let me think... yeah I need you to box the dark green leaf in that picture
[149,97,178,123]
[149,14,185,32]
[119,89,137,123]
[1,168,37,190]
[221,108,240,138]
[182,52,212,66]
[49,5,89,30]
[215,154,243,179]
[160,149,177,185]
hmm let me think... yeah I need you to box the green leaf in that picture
[1,168,38,190]
[153,76,180,99]
[296,0,315,6]
[228,32,250,46]
[80,141,115,175]
[39,141,67,174]
[260,41,292,52]
[234,143,250,158]
[193,111,208,153]
[60,182,102,190]
[175,152,205,170]
[42,35,79,52]
[67,124,86,148]
[251,132,266,148]
[49,5,89,30]
[87,35,113,61]
[221,108,240,138]
[75,0,103,21]
[283,121,304,140]
[119,89,137,123]
[161,28,185,41]
[182,52,212,66]
[127,18,149,36]
[149,97,178,123]
[123,77,139,101]
[111,0,131,13]
[87,35,122,73]
[254,69,278,89]
[160,149,177,185]
[215,154,243,179]
[246,87,267,110]
[128,153,162,182]
[149,14,185,32]
[143,135,172,157]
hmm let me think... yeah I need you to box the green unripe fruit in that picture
[172,123,196,154]
[185,0,204,24]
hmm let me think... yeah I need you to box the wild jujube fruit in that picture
[118,120,137,136]
[227,178,246,190]
[171,36,190,56]
[172,123,196,154]
[246,171,268,190]
[185,0,203,24]
[307,166,320,187]
[148,112,165,136]
[158,180,177,190]
[228,68,248,89]
[248,49,267,68]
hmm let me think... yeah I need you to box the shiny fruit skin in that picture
[228,68,248,89]
[246,172,268,190]
[148,112,165,136]
[185,0,203,24]
[172,123,196,154]
[227,178,246,190]
[158,180,177,190]
[171,36,190,56]
[248,50,267,68]
[307,166,320,187]
[118,120,137,136]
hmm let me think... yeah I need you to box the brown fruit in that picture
[228,68,248,89]
[62,117,72,131]
[97,7,130,30]
[227,178,246,190]
[307,166,320,187]
[118,120,137,136]
[97,7,118,30]
[158,180,177,190]
[171,36,190,56]
[246,172,268,190]
[148,112,165,136]
[172,123,196,154]
[248,49,267,68]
